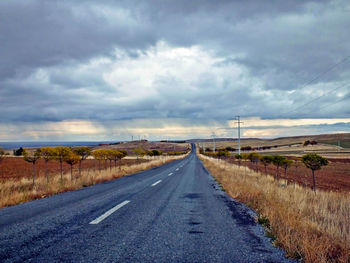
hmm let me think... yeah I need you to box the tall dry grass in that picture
[0,155,185,209]
[199,154,350,263]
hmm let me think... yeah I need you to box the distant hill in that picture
[187,133,350,145]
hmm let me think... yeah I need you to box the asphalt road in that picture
[0,145,294,262]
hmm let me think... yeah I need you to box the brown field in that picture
[0,154,187,208]
[0,157,148,180]
[199,154,350,263]
[199,133,350,193]
[223,157,350,192]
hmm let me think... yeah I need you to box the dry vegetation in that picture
[199,154,350,263]
[225,157,350,192]
[0,155,186,208]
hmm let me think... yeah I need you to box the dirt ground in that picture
[0,157,149,180]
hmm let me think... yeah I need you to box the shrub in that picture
[225,146,236,152]
[13,147,24,156]
[217,150,230,158]
[241,146,252,151]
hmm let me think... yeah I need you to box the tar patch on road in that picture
[183,193,203,199]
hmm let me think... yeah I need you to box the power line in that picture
[296,55,350,91]
[235,116,243,155]
[296,91,350,118]
[283,80,350,117]
[277,55,350,118]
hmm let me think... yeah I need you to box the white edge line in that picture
[151,180,162,186]
[89,200,130,225]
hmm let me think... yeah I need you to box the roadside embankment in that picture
[0,154,186,208]
[199,154,350,263]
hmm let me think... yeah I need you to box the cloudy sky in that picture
[0,0,349,141]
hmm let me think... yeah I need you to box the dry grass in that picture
[0,155,186,208]
[199,154,350,263]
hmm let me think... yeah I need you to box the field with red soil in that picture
[0,157,148,180]
[223,157,350,192]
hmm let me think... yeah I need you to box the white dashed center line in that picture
[151,180,162,187]
[175,168,179,171]
[89,200,130,225]
[168,173,173,176]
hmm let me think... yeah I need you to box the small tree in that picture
[0,147,5,168]
[281,158,293,184]
[92,149,107,171]
[301,153,328,193]
[234,153,242,167]
[105,149,115,171]
[132,148,146,159]
[119,150,128,157]
[109,150,119,169]
[118,150,127,169]
[241,153,250,173]
[40,147,55,183]
[248,152,260,172]
[260,155,273,175]
[23,149,41,186]
[102,149,109,169]
[64,152,80,181]
[53,146,71,181]
[217,150,230,158]
[73,146,91,177]
[151,149,162,157]
[272,155,287,180]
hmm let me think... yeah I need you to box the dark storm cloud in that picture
[0,0,156,79]
[0,0,349,129]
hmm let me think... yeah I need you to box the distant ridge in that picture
[186,133,350,143]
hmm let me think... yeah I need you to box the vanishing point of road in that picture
[0,145,294,262]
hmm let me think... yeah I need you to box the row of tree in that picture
[203,149,328,193]
[238,153,328,192]
[132,148,186,158]
[21,146,128,186]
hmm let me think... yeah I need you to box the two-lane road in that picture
[0,145,293,262]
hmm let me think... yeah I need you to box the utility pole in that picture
[235,116,243,155]
[212,133,216,152]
